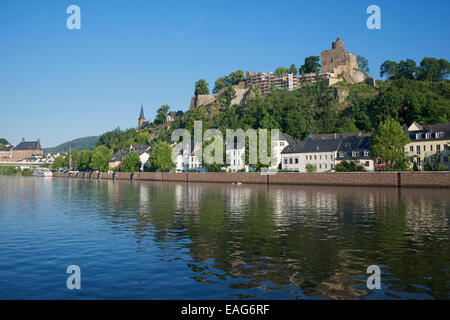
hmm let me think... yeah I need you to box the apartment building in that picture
[335,136,374,172]
[404,122,450,170]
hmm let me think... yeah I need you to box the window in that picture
[331,154,334,160]
[436,132,443,138]
[295,157,299,164]
[331,164,334,169]
[416,133,421,140]
[319,164,322,169]
[320,155,322,160]
[437,145,441,153]
[314,155,317,160]
[289,158,293,164]
[325,155,327,160]
[339,152,344,158]
[431,145,433,151]
[280,142,285,147]
[284,158,288,164]
[423,145,426,152]
[444,156,449,162]
[365,161,370,167]
[364,151,369,157]
[425,133,431,139]
[352,151,358,157]
[325,164,327,169]
[416,146,421,155]
[409,146,414,152]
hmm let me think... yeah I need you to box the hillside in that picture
[44,136,99,153]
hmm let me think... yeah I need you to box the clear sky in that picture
[1,0,449,147]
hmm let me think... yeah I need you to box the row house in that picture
[404,122,450,170]
[281,135,373,172]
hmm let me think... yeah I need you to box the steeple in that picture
[138,105,146,128]
[139,105,145,120]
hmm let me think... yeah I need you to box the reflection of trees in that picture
[63,179,449,300]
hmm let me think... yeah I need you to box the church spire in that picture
[139,105,145,120]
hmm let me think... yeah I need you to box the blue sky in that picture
[1,0,449,147]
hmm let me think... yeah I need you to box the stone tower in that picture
[321,37,358,76]
[138,105,145,128]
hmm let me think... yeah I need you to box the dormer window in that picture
[425,133,431,139]
[339,152,345,158]
[416,133,421,140]
[436,132,443,138]
[364,151,369,157]
[352,151,358,157]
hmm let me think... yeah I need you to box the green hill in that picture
[44,136,99,153]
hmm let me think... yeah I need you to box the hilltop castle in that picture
[189,36,375,109]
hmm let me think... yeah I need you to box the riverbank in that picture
[52,171,450,188]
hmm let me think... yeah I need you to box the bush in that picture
[21,169,33,176]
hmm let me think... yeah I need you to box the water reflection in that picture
[0,176,448,299]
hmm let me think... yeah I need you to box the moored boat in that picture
[33,167,53,177]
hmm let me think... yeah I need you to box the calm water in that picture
[0,175,448,300]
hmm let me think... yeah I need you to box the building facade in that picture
[404,122,450,170]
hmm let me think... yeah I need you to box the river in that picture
[0,176,448,299]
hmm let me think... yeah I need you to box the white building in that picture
[225,141,246,172]
[174,141,204,172]
[281,138,340,172]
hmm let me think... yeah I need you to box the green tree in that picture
[288,64,298,75]
[149,142,175,172]
[305,164,317,173]
[228,70,244,85]
[380,60,399,79]
[155,105,170,124]
[335,160,366,172]
[89,146,110,172]
[417,57,450,82]
[52,155,65,169]
[336,118,359,134]
[370,118,410,171]
[194,79,209,96]
[122,151,141,172]
[64,150,79,169]
[398,59,418,80]
[274,67,288,76]
[300,56,321,75]
[78,150,93,171]
[357,56,370,73]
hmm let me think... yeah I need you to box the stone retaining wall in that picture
[51,171,450,188]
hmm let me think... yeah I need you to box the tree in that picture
[213,76,228,94]
[228,70,244,85]
[336,118,359,134]
[218,85,236,110]
[274,67,288,76]
[300,56,321,75]
[370,118,410,171]
[306,164,317,173]
[155,105,170,124]
[335,160,366,172]
[194,79,209,96]
[397,59,418,80]
[64,150,79,169]
[89,146,110,172]
[417,57,450,82]
[380,60,399,79]
[78,150,92,171]
[357,56,370,73]
[52,155,64,169]
[122,151,141,172]
[149,142,175,172]
[0,138,8,148]
[288,64,298,75]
